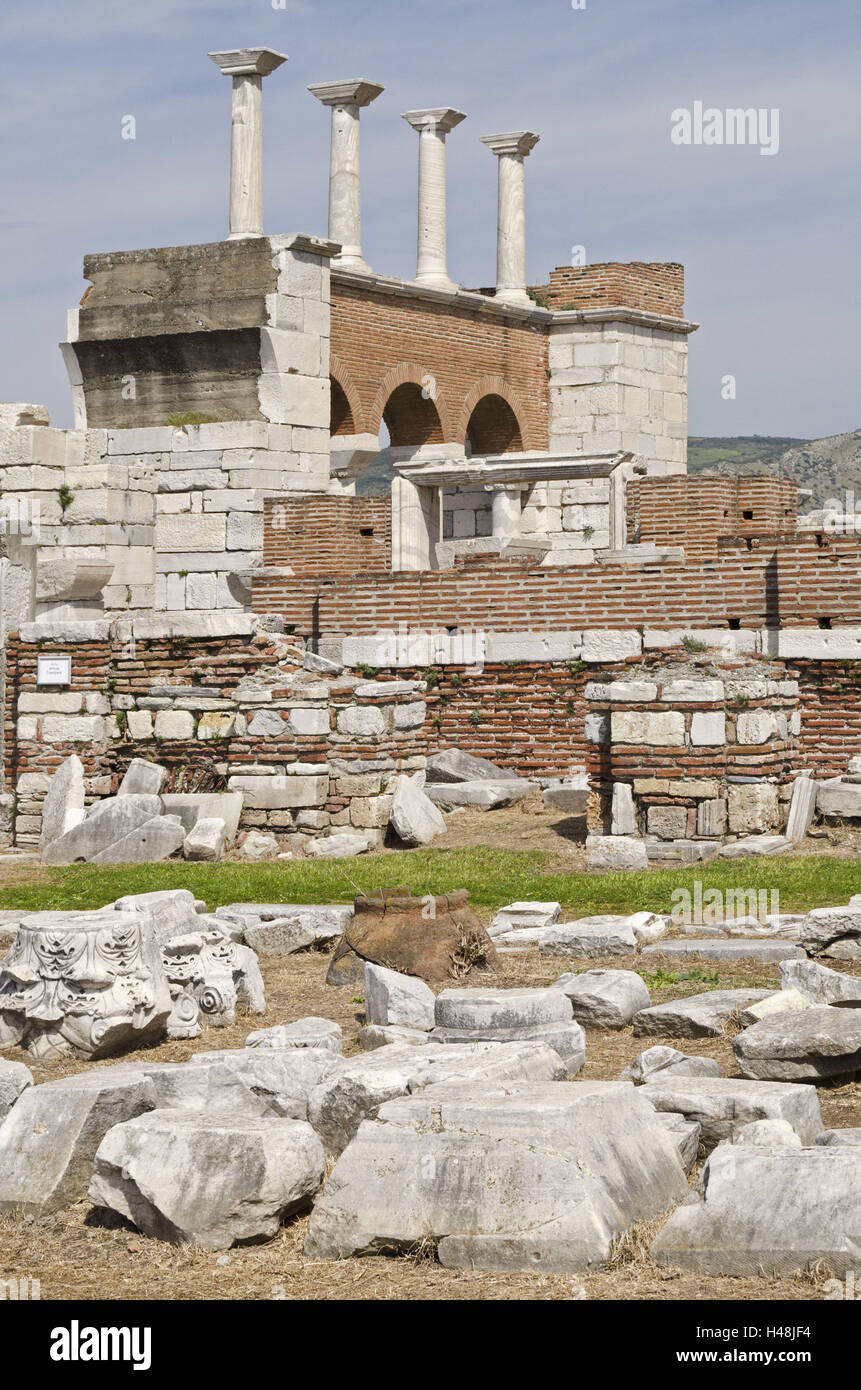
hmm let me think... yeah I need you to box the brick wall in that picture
[533,263,685,317]
[263,497,392,578]
[253,533,861,637]
[628,475,798,558]
[330,279,549,450]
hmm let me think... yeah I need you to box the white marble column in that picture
[488,485,523,539]
[479,131,540,305]
[209,48,288,240]
[308,80,384,271]
[402,108,466,291]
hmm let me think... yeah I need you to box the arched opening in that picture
[330,377,355,436]
[465,393,523,456]
[383,383,443,448]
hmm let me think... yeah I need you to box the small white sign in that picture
[37,655,72,687]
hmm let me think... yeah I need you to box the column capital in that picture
[402,108,466,135]
[308,79,384,108]
[480,130,540,158]
[208,47,288,77]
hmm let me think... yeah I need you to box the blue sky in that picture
[1,0,858,437]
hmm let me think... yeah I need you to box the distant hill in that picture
[688,431,861,509]
[355,432,861,509]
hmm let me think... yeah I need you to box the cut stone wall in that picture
[3,616,426,851]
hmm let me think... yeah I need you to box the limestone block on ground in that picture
[542,783,589,815]
[119,758,167,797]
[161,792,244,844]
[305,1080,688,1271]
[619,1046,723,1085]
[245,1018,343,1053]
[718,835,792,859]
[585,835,649,872]
[429,1020,585,1071]
[364,962,436,1031]
[540,915,638,957]
[89,1111,325,1251]
[112,888,202,944]
[425,749,518,783]
[785,776,817,843]
[801,905,861,954]
[184,1048,338,1118]
[217,902,352,952]
[237,829,280,862]
[41,795,163,865]
[306,832,372,859]
[434,988,572,1031]
[640,939,804,964]
[733,1006,861,1081]
[0,1059,33,1122]
[738,989,812,1026]
[389,773,447,847]
[633,989,772,1039]
[182,817,227,862]
[639,1076,823,1149]
[39,754,85,856]
[492,927,550,952]
[780,958,861,1006]
[0,909,171,1058]
[550,969,651,1029]
[730,1118,802,1149]
[306,1041,566,1157]
[0,1070,157,1215]
[90,815,186,864]
[426,780,537,811]
[358,1024,433,1051]
[656,1113,701,1172]
[817,1128,861,1147]
[651,1145,861,1276]
[817,781,861,818]
[488,901,561,938]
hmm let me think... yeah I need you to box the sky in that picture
[0,0,858,438]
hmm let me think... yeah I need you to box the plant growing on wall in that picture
[57,484,74,514]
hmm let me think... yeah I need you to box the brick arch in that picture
[329,355,367,435]
[456,375,534,453]
[369,362,456,444]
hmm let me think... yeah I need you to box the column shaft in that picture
[229,74,263,239]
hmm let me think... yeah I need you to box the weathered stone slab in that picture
[651,1145,861,1276]
[358,1024,432,1051]
[733,1006,861,1080]
[307,1041,566,1156]
[542,783,589,815]
[585,835,649,872]
[488,901,561,937]
[306,832,372,859]
[738,988,812,1026]
[39,754,85,856]
[89,1111,325,1251]
[364,962,435,1031]
[119,758,167,797]
[429,1021,586,1072]
[817,781,861,818]
[434,987,572,1030]
[633,989,772,1039]
[161,792,244,844]
[182,817,226,862]
[227,774,328,809]
[89,814,186,864]
[236,829,279,861]
[305,1080,688,1271]
[426,780,537,810]
[780,958,861,1006]
[0,1070,156,1215]
[550,969,650,1029]
[389,773,447,846]
[183,1048,338,1118]
[785,776,817,843]
[425,749,518,783]
[640,939,804,963]
[656,1112,701,1172]
[718,835,792,859]
[639,1075,823,1148]
[0,1059,33,1122]
[619,1046,723,1085]
[42,795,164,864]
[817,1128,861,1147]
[540,916,638,957]
[802,905,861,953]
[245,1018,343,1053]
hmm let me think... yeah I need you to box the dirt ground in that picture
[1,935,858,1303]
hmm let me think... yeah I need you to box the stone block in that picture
[227,775,328,809]
[612,711,685,746]
[154,710,196,740]
[690,712,726,746]
[727,784,779,834]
